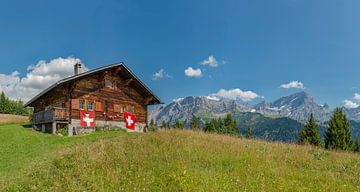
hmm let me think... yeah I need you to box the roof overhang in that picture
[25,62,162,107]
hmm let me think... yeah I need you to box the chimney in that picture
[74,62,83,75]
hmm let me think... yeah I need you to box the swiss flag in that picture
[124,112,136,130]
[80,110,96,127]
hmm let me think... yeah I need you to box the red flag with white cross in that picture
[80,110,96,127]
[124,112,136,130]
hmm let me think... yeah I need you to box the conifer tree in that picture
[298,113,321,146]
[223,114,232,134]
[325,108,352,150]
[190,115,201,130]
[353,140,360,152]
[174,119,184,129]
[161,120,167,129]
[148,119,157,132]
[204,119,217,132]
[216,117,224,133]
[246,126,254,139]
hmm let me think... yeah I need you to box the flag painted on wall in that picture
[80,110,96,127]
[124,112,136,130]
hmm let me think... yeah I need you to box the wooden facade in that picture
[25,63,161,135]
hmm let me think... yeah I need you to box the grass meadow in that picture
[1,123,360,191]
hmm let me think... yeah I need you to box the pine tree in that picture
[246,126,254,139]
[161,120,167,129]
[231,119,239,136]
[224,114,233,134]
[148,119,157,132]
[174,119,184,129]
[204,119,217,132]
[353,140,360,152]
[298,113,321,146]
[325,108,353,150]
[210,119,217,132]
[190,115,200,130]
[0,92,7,113]
[216,117,224,133]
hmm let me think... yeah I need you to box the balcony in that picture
[33,107,69,124]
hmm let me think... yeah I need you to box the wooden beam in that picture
[113,67,122,74]
[124,78,133,85]
[144,97,153,105]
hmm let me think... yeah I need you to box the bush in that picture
[57,125,68,136]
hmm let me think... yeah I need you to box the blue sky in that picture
[0,0,360,108]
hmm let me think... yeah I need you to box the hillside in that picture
[0,114,29,124]
[150,93,360,143]
[1,124,360,191]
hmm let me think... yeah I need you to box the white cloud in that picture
[210,88,261,102]
[184,67,202,78]
[0,56,84,102]
[354,93,360,101]
[200,55,220,67]
[343,99,359,109]
[173,97,184,102]
[280,81,305,89]
[152,69,170,80]
[204,96,220,101]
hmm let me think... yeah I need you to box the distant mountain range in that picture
[149,92,360,142]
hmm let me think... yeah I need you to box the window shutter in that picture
[71,99,79,109]
[114,104,121,113]
[95,102,103,111]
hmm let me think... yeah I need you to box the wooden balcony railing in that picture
[33,107,69,124]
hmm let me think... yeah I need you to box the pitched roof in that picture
[25,62,162,107]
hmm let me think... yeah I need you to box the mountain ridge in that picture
[150,91,360,124]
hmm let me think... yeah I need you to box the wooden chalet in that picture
[25,62,161,135]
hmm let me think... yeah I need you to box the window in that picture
[87,101,94,111]
[121,106,126,113]
[79,100,85,110]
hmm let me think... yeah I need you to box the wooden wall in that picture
[32,85,69,113]
[69,69,149,123]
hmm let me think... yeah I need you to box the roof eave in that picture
[24,62,162,107]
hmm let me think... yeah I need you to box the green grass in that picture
[0,123,131,191]
[1,124,360,191]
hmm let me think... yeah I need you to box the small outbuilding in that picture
[25,62,161,135]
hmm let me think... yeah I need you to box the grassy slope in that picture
[0,114,29,124]
[1,127,358,191]
[0,123,131,191]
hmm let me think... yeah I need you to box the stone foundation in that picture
[68,119,146,135]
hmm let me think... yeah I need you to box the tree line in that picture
[149,113,253,137]
[0,92,30,116]
[298,108,359,152]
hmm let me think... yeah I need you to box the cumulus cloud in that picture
[200,55,220,67]
[184,67,202,78]
[0,56,84,102]
[354,93,360,101]
[280,81,305,89]
[210,88,261,102]
[343,99,359,109]
[152,69,170,80]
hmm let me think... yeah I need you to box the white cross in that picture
[126,115,134,127]
[83,114,94,126]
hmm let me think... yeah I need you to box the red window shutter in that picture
[114,104,121,113]
[72,99,79,110]
[95,102,103,111]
